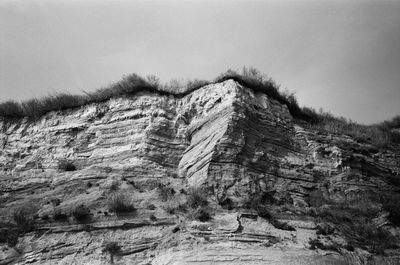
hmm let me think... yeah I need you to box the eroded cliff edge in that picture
[0,80,399,264]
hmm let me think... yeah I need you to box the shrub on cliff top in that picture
[0,67,311,123]
[1,67,397,146]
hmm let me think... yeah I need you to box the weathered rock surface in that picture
[1,80,399,264]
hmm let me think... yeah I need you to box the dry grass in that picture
[311,199,398,253]
[108,192,135,214]
[1,67,398,146]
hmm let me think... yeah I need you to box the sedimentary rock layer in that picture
[0,80,399,264]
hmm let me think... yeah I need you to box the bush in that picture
[12,204,37,233]
[0,226,19,247]
[157,183,175,202]
[379,194,400,226]
[58,159,76,171]
[149,214,157,221]
[0,101,24,118]
[0,204,37,249]
[108,192,135,214]
[103,241,121,265]
[109,180,120,192]
[53,210,68,221]
[187,187,208,209]
[72,204,91,223]
[183,187,212,221]
[214,67,319,123]
[191,207,212,222]
[243,192,274,219]
[312,199,397,253]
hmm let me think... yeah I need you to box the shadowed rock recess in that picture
[1,80,399,264]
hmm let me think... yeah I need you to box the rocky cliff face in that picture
[1,80,399,264]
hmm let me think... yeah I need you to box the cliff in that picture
[1,79,399,264]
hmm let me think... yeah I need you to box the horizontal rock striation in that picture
[0,80,399,264]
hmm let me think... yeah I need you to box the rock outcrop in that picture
[1,80,399,264]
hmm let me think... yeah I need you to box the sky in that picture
[0,0,399,124]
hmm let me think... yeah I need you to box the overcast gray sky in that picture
[1,0,399,124]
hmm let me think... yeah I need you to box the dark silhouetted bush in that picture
[58,159,76,171]
[0,101,24,118]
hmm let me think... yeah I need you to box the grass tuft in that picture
[108,192,135,214]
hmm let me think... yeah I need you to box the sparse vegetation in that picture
[149,214,157,221]
[108,192,135,214]
[58,159,76,171]
[109,180,120,192]
[72,204,91,223]
[164,203,188,215]
[191,207,212,222]
[0,203,37,247]
[180,187,212,222]
[13,204,37,233]
[306,113,400,147]
[311,199,398,253]
[378,194,400,226]
[53,210,68,221]
[316,223,335,235]
[187,187,208,209]
[0,225,19,247]
[157,183,176,201]
[1,67,398,147]
[243,192,274,220]
[147,204,156,210]
[103,241,122,265]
